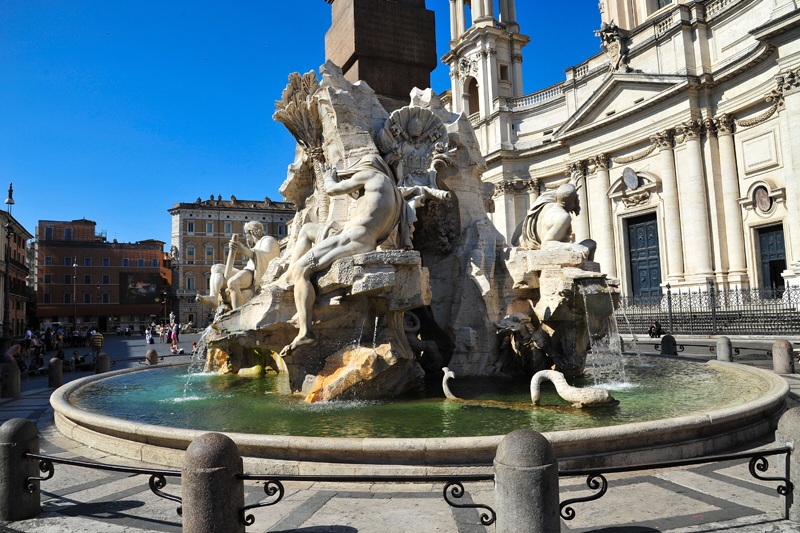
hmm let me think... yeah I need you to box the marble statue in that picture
[511,183,596,260]
[196,221,280,310]
[596,21,631,74]
[282,156,414,355]
[530,369,618,408]
[200,62,619,403]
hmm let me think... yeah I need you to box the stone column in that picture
[511,51,524,97]
[455,0,466,35]
[494,429,560,533]
[588,153,616,276]
[449,0,459,40]
[715,336,732,362]
[676,119,713,278]
[48,358,62,389]
[503,183,516,240]
[526,177,539,206]
[773,339,795,374]
[483,0,495,19]
[650,131,685,281]
[713,114,748,279]
[776,407,800,522]
[778,71,800,272]
[567,162,590,243]
[472,0,485,21]
[0,363,20,399]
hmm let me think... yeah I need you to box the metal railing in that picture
[558,447,792,521]
[618,284,800,335]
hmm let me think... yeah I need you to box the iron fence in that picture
[617,284,800,336]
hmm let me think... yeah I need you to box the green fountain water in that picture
[71,355,767,439]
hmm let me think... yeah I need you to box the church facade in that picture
[443,0,800,300]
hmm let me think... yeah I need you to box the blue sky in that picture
[1,0,601,245]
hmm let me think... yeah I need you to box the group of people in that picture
[145,323,186,355]
[4,327,105,376]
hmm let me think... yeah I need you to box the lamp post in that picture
[72,263,78,329]
[96,285,101,332]
[1,183,15,354]
[162,291,168,325]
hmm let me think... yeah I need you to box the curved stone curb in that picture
[50,360,788,473]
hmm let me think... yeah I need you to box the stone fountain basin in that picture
[51,361,788,474]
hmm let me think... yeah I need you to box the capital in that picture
[713,113,734,136]
[589,153,609,171]
[676,119,702,140]
[649,130,674,150]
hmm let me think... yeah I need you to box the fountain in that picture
[50,64,788,473]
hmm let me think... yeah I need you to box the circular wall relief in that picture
[622,167,639,190]
[754,186,772,213]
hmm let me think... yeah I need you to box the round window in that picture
[754,186,772,213]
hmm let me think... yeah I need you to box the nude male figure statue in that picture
[511,183,596,260]
[196,221,280,310]
[283,153,411,354]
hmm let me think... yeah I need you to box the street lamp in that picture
[162,291,168,325]
[72,263,78,329]
[1,183,15,354]
[96,285,101,332]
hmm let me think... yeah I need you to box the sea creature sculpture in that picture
[494,312,552,374]
[530,370,618,408]
[442,366,457,399]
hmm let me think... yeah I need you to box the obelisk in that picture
[324,0,438,110]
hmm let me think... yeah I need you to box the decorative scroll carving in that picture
[511,52,524,64]
[611,143,657,164]
[494,178,539,196]
[526,178,540,193]
[565,161,587,178]
[735,75,786,129]
[703,118,717,137]
[543,177,572,190]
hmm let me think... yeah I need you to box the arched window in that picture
[185,273,196,291]
[467,77,480,116]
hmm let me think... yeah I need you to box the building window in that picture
[84,257,92,266]
[102,292,110,304]
[44,274,52,284]
[137,258,145,267]
[122,258,130,267]
[64,256,72,266]
[657,0,672,8]
[64,227,73,241]
[102,274,110,284]
[205,246,214,263]
[186,276,195,291]
[64,292,72,304]
[44,256,52,266]
[102,258,110,267]
[225,222,232,234]
[186,247,195,265]
[205,274,211,290]
[187,221,195,233]
[83,292,92,304]
[206,222,214,234]
[63,274,71,284]
[499,64,509,81]
[151,258,159,267]
[44,226,53,240]
[278,224,285,236]
[84,274,91,284]
[43,293,51,304]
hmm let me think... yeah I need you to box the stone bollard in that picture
[715,336,732,362]
[95,353,110,374]
[146,349,159,366]
[773,339,795,375]
[0,363,21,399]
[0,419,42,520]
[182,432,244,533]
[660,334,677,356]
[48,358,62,388]
[776,407,800,522]
[494,428,560,533]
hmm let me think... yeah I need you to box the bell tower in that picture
[442,0,528,119]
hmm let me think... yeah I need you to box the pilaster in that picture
[650,130,685,282]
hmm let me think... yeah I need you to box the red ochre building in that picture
[35,219,172,332]
[1,211,33,337]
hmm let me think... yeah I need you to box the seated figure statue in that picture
[283,154,413,355]
[511,183,596,260]
[196,221,280,310]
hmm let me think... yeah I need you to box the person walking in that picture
[91,329,104,361]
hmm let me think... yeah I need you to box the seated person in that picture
[4,342,26,373]
[170,341,184,355]
[27,354,45,376]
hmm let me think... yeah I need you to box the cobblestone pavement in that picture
[2,335,800,532]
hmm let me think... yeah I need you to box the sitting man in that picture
[196,221,280,310]
[283,154,412,355]
[511,183,596,260]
